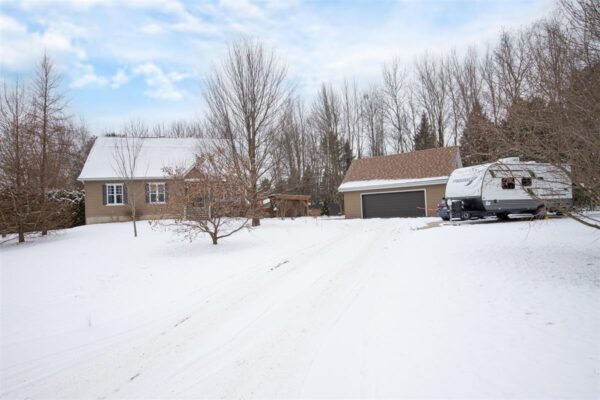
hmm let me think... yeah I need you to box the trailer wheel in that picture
[534,206,547,219]
[461,212,471,220]
[496,212,510,221]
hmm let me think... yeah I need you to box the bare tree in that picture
[112,120,147,237]
[0,81,36,242]
[415,54,449,147]
[446,48,482,146]
[494,29,534,109]
[382,58,410,153]
[404,86,420,151]
[274,98,314,194]
[341,79,362,158]
[158,157,249,245]
[361,85,386,157]
[480,45,502,125]
[151,120,204,138]
[560,0,600,68]
[31,53,66,236]
[204,38,290,227]
[311,84,345,204]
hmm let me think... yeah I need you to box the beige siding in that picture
[84,180,175,224]
[343,183,446,218]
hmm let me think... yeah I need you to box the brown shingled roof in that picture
[342,146,461,183]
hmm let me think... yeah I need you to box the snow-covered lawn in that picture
[1,217,599,399]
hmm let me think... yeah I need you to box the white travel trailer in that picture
[445,157,572,220]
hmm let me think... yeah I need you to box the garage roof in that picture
[339,146,461,192]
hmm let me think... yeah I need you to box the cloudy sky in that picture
[0,0,553,134]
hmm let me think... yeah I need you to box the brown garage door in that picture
[362,190,426,218]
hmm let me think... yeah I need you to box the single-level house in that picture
[338,146,462,218]
[78,136,210,224]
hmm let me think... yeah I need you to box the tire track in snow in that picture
[2,224,358,398]
[165,223,398,398]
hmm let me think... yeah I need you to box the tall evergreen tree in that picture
[459,101,495,166]
[342,140,354,172]
[413,112,436,150]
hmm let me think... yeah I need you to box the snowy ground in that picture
[1,216,599,399]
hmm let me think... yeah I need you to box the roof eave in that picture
[338,177,449,193]
[78,176,170,182]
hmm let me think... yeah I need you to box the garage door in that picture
[362,190,426,218]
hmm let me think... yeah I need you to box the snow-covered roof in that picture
[338,176,449,192]
[78,136,214,181]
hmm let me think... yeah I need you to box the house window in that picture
[107,184,124,205]
[148,183,166,203]
[192,195,204,208]
[521,177,532,187]
[501,177,515,189]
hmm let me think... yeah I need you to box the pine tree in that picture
[321,199,330,216]
[342,140,354,172]
[413,112,436,151]
[459,101,495,166]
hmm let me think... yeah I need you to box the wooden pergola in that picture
[267,194,311,218]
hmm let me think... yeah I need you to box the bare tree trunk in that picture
[382,58,409,153]
[250,143,260,227]
[205,38,289,228]
[32,53,65,236]
[113,120,146,237]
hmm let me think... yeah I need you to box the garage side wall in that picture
[343,183,446,218]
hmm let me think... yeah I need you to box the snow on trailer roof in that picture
[445,163,492,198]
[77,136,215,181]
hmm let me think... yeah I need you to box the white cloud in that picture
[0,14,86,70]
[70,63,108,88]
[139,23,165,35]
[264,0,300,11]
[132,62,187,101]
[110,68,130,88]
[219,0,263,19]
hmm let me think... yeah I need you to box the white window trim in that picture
[106,183,124,206]
[148,182,166,204]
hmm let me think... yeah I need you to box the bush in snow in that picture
[153,156,250,245]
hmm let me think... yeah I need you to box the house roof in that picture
[269,194,311,201]
[339,146,461,192]
[78,136,215,181]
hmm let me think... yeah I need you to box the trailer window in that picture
[501,177,515,189]
[521,177,532,187]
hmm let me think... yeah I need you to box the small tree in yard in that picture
[112,120,146,237]
[158,156,250,245]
